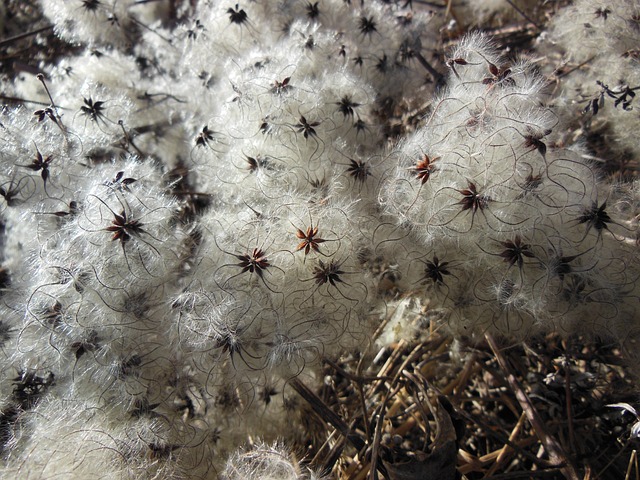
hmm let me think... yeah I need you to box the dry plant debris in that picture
[292,319,639,479]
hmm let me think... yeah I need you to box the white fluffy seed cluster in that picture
[0,1,441,478]
[381,33,639,342]
[542,0,640,157]
[0,1,637,479]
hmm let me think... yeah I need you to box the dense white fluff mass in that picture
[381,33,639,340]
[542,0,640,157]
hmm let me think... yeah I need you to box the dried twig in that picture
[485,333,580,480]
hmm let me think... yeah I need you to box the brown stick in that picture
[0,25,54,47]
[288,377,366,452]
[485,333,580,480]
